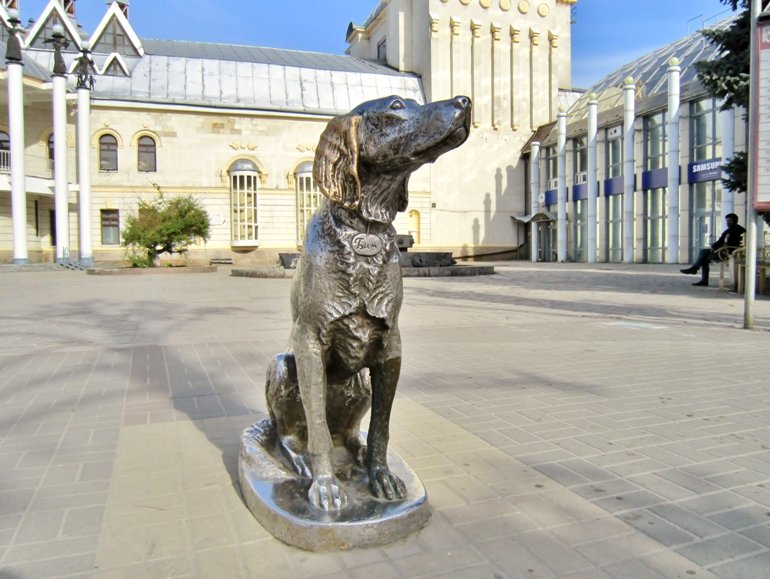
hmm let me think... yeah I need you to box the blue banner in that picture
[687,157,722,183]
[641,167,668,190]
[572,183,587,201]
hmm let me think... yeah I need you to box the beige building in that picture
[0,0,575,265]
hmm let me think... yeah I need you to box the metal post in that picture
[75,41,96,266]
[5,9,28,264]
[530,141,540,262]
[587,93,598,263]
[745,0,761,329]
[557,108,567,262]
[623,76,636,263]
[667,58,681,263]
[47,25,70,264]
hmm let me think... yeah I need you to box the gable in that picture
[91,14,138,56]
[25,0,81,50]
[89,3,143,57]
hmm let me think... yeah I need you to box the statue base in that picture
[238,419,431,551]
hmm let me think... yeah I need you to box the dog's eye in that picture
[389,99,405,110]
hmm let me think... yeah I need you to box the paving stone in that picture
[1,265,770,577]
[675,533,764,567]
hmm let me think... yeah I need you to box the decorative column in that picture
[530,141,541,262]
[557,108,567,262]
[470,19,481,128]
[449,17,461,98]
[75,40,96,266]
[548,31,559,121]
[47,25,70,264]
[509,26,520,130]
[490,22,501,129]
[623,76,636,263]
[587,93,598,263]
[720,105,735,221]
[529,28,539,130]
[666,57,681,263]
[5,9,28,264]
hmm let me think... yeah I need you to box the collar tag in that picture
[351,233,383,256]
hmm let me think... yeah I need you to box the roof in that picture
[0,44,53,82]
[535,17,734,145]
[140,38,408,77]
[17,37,424,116]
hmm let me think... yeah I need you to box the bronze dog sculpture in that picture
[266,95,471,511]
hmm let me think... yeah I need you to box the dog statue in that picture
[266,95,471,511]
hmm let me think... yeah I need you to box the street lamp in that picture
[5,8,23,62]
[74,39,96,90]
[44,23,69,76]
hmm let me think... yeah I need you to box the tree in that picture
[695,0,770,225]
[122,193,210,267]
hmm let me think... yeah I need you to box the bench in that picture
[209,257,234,265]
[730,247,770,294]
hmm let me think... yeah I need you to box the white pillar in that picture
[53,73,69,263]
[557,108,567,262]
[530,141,540,262]
[623,76,636,263]
[666,57,681,263]
[587,93,598,263]
[720,105,735,221]
[7,59,28,264]
[77,87,93,265]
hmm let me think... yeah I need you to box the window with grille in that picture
[101,209,120,245]
[99,135,118,172]
[229,160,259,245]
[295,161,321,245]
[137,136,156,172]
[690,98,722,162]
[644,112,667,171]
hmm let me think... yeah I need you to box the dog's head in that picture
[314,95,472,224]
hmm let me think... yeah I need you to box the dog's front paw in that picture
[369,467,406,501]
[308,475,348,511]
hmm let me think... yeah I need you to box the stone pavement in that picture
[0,262,768,579]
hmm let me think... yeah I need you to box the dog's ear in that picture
[397,176,409,212]
[313,114,362,210]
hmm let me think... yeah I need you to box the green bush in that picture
[122,194,210,267]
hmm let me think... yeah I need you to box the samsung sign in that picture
[687,157,722,184]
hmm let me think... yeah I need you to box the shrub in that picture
[122,194,210,267]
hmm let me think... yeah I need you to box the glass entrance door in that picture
[644,188,667,263]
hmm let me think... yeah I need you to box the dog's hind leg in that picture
[330,370,371,468]
[265,354,313,478]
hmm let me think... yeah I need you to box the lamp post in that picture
[45,24,70,264]
[74,40,96,266]
[5,8,29,264]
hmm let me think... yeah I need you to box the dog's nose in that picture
[453,96,471,109]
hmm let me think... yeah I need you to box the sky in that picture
[16,0,735,89]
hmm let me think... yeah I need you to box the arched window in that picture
[99,134,118,172]
[0,131,10,172]
[295,161,321,244]
[229,159,259,245]
[48,133,55,172]
[137,136,156,172]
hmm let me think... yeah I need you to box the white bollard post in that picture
[557,108,567,262]
[667,57,681,263]
[623,76,636,263]
[587,93,598,263]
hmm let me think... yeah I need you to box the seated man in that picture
[681,213,746,287]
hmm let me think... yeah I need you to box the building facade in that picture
[527,22,764,264]
[0,0,574,265]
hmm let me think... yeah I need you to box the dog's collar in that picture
[330,203,392,235]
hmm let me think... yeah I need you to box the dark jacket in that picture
[712,223,746,251]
